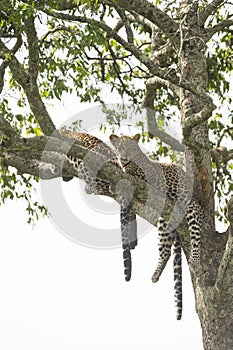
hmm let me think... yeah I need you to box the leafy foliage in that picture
[0,158,48,225]
[0,0,232,224]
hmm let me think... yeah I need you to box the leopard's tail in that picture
[173,235,182,320]
[120,200,134,282]
[128,211,137,249]
[121,234,132,282]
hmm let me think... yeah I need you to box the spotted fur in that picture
[110,133,203,319]
[173,234,182,320]
[60,128,137,281]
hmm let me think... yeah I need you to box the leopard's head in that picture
[109,133,141,161]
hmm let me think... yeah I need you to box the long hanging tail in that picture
[120,198,134,282]
[128,211,137,249]
[173,234,182,320]
[121,232,132,282]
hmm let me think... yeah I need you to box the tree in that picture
[0,1,233,349]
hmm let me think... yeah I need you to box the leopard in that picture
[59,128,137,281]
[110,133,204,320]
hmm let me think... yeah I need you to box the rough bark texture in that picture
[178,1,233,349]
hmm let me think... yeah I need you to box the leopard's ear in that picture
[133,134,140,143]
[109,134,119,145]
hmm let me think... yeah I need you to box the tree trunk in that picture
[196,271,233,350]
[178,2,233,349]
[194,198,233,350]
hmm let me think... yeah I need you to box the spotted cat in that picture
[60,128,137,281]
[110,133,203,320]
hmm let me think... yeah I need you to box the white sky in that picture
[0,200,202,350]
[0,94,203,349]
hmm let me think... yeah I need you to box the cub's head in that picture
[109,133,141,159]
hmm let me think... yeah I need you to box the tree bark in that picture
[178,1,233,349]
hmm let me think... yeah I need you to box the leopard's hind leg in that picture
[151,217,174,283]
[186,200,203,271]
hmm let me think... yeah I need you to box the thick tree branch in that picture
[141,84,184,152]
[141,84,156,109]
[114,0,179,35]
[146,75,180,97]
[182,102,216,140]
[0,39,29,82]
[148,115,185,152]
[211,146,233,163]
[0,129,191,251]
[0,60,8,94]
[0,113,17,138]
[2,149,61,179]
[200,0,227,25]
[0,30,22,93]
[213,231,233,292]
[1,133,85,160]
[24,16,39,84]
[0,35,56,136]
[214,197,233,292]
[113,13,154,33]
[52,0,78,10]
[151,41,175,64]
[115,7,134,44]
[205,17,233,40]
[149,27,178,71]
[22,0,77,10]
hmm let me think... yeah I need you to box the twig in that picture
[40,25,74,43]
